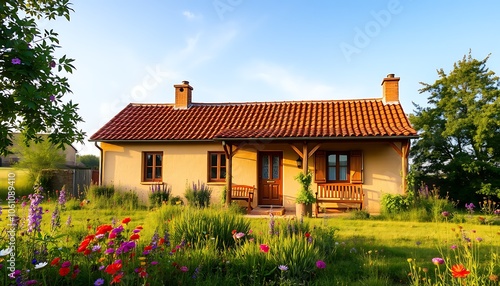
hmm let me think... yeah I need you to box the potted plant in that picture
[295,171,316,218]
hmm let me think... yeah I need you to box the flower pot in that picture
[296,203,313,218]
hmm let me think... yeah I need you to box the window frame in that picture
[326,152,350,183]
[142,151,163,182]
[207,151,226,182]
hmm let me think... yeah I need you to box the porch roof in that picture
[89,99,417,142]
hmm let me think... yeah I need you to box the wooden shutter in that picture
[350,150,363,184]
[315,151,326,183]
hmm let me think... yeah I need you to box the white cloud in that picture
[243,61,362,101]
[182,10,196,20]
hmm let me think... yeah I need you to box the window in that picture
[208,152,226,182]
[327,153,349,182]
[315,150,363,184]
[143,152,163,182]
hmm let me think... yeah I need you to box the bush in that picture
[184,181,212,208]
[381,193,413,214]
[84,185,140,210]
[148,183,171,208]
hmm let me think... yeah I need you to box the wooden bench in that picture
[315,184,364,215]
[231,185,255,213]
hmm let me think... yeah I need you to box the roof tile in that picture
[90,99,417,141]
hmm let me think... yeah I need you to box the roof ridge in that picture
[129,98,384,107]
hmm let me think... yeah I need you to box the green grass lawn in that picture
[1,199,499,285]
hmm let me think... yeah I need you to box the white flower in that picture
[0,248,12,257]
[34,262,48,269]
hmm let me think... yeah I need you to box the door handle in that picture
[266,180,275,183]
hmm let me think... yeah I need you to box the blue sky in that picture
[44,1,500,155]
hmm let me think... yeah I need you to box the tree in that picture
[409,52,500,204]
[77,154,99,169]
[12,134,66,182]
[0,0,85,156]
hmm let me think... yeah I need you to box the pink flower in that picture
[316,260,326,269]
[50,60,56,68]
[432,257,444,265]
[11,58,21,65]
[259,244,270,253]
[234,232,245,239]
[180,266,188,272]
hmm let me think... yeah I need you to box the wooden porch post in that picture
[302,142,308,174]
[401,139,410,193]
[223,141,233,206]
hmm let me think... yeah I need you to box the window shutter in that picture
[315,151,326,183]
[350,150,363,184]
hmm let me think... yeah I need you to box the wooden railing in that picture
[315,183,364,215]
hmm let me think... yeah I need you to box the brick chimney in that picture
[381,74,400,103]
[174,80,193,109]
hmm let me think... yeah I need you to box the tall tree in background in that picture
[410,53,500,204]
[0,0,85,156]
[77,154,99,169]
[12,134,66,182]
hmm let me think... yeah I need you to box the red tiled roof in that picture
[90,99,417,141]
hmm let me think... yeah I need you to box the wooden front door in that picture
[258,152,283,206]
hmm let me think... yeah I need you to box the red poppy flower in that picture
[139,270,148,278]
[111,273,124,284]
[51,257,61,266]
[105,262,123,275]
[83,249,92,256]
[305,232,310,238]
[130,233,140,240]
[159,238,165,245]
[59,267,70,276]
[260,244,270,253]
[77,239,91,253]
[232,229,237,235]
[122,217,131,224]
[451,264,470,278]
[144,245,153,251]
[135,225,143,230]
[96,225,113,235]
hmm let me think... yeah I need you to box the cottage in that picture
[90,74,417,213]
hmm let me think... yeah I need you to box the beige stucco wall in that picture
[99,141,405,213]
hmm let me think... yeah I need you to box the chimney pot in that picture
[387,73,395,78]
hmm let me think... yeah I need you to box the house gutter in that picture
[94,142,103,186]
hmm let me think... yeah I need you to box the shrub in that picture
[381,193,413,214]
[148,183,171,208]
[295,171,316,204]
[184,181,212,208]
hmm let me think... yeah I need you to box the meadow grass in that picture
[0,195,499,285]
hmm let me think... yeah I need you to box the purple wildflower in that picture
[494,209,500,216]
[27,192,44,233]
[180,266,188,272]
[94,278,105,286]
[163,229,171,247]
[432,257,445,265]
[441,211,450,217]
[49,60,56,68]
[104,248,114,255]
[11,58,21,65]
[451,244,457,250]
[58,187,67,207]
[465,203,475,214]
[49,95,55,102]
[151,261,158,265]
[116,241,135,255]
[269,213,275,235]
[316,260,326,269]
[278,265,288,271]
[50,205,60,231]
[66,215,72,227]
[61,261,71,268]
[92,245,101,252]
